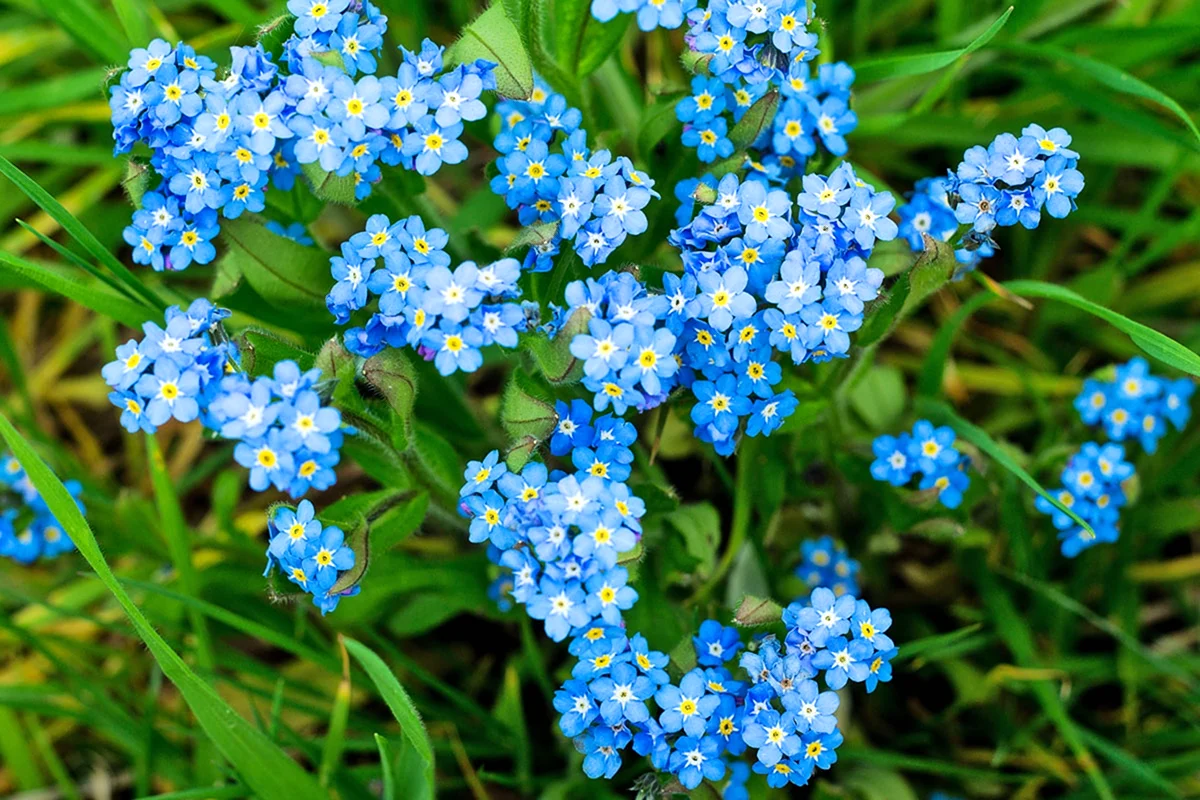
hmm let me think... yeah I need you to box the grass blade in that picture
[1003,279,1200,377]
[855,6,1013,82]
[0,410,327,800]
[375,734,396,800]
[343,638,435,800]
[916,397,1094,536]
[1000,43,1200,149]
[0,155,165,312]
[0,249,149,328]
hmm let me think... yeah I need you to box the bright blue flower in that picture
[578,725,623,779]
[527,576,592,642]
[918,462,970,509]
[955,182,1001,232]
[589,661,655,725]
[290,114,348,172]
[134,360,201,426]
[585,567,639,624]
[1036,154,1085,218]
[554,679,599,737]
[753,756,812,788]
[289,0,350,37]
[683,116,735,163]
[863,647,897,692]
[403,117,467,175]
[691,374,752,431]
[870,433,915,486]
[668,735,725,789]
[812,635,874,689]
[742,708,801,766]
[781,679,838,734]
[234,428,295,492]
[656,668,721,736]
[908,420,960,474]
[677,76,726,123]
[694,619,743,667]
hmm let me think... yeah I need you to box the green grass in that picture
[1,0,1199,798]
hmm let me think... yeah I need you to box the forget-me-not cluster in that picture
[326,213,531,373]
[110,3,495,271]
[102,300,347,498]
[870,419,971,509]
[897,124,1085,276]
[458,417,896,790]
[1075,357,1193,454]
[263,499,359,614]
[1035,441,1134,558]
[0,453,82,564]
[795,535,860,598]
[490,80,660,272]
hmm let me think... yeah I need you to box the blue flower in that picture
[692,266,755,331]
[656,668,721,735]
[800,298,859,355]
[127,39,174,86]
[863,647,897,693]
[683,116,735,163]
[753,757,812,788]
[1036,154,1085,218]
[550,399,595,456]
[571,318,633,379]
[737,181,792,242]
[300,524,355,592]
[742,708,801,766]
[694,619,743,667]
[918,462,970,509]
[403,117,467,175]
[908,420,960,474]
[288,0,350,36]
[589,661,655,725]
[578,725,623,779]
[677,76,726,123]
[1022,123,1079,160]
[461,450,505,496]
[234,429,295,492]
[691,374,752,432]
[811,635,874,689]
[526,577,591,642]
[668,735,725,789]
[134,360,201,425]
[290,114,348,172]
[794,586,855,647]
[954,182,1001,232]
[781,679,839,733]
[554,679,599,737]
[585,567,639,624]
[595,176,652,238]
[425,322,484,375]
[747,390,798,436]
[870,433,915,486]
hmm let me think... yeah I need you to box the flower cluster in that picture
[458,406,645,643]
[490,81,660,272]
[897,124,1084,276]
[110,6,495,270]
[870,420,971,509]
[459,421,897,790]
[327,213,530,373]
[263,499,358,614]
[1074,357,1193,454]
[600,163,890,455]
[102,301,346,498]
[0,453,82,564]
[795,535,860,598]
[665,0,856,175]
[559,587,895,790]
[1035,442,1134,557]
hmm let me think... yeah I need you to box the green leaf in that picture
[238,327,313,375]
[916,290,995,397]
[553,0,630,76]
[0,156,164,312]
[257,14,296,58]
[38,0,131,63]
[1002,279,1200,378]
[446,3,534,99]
[506,220,559,253]
[855,276,911,347]
[375,734,396,800]
[728,90,779,150]
[733,594,784,627]
[363,348,419,451]
[301,161,358,205]
[855,7,1013,83]
[848,365,906,430]
[501,369,558,443]
[0,411,327,800]
[220,216,332,315]
[526,306,591,384]
[1000,43,1200,149]
[328,513,370,595]
[343,639,435,800]
[900,233,957,318]
[916,398,1095,537]
[636,92,688,158]
[0,250,147,328]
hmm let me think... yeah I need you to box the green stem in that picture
[689,437,756,605]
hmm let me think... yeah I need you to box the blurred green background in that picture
[1,0,1198,798]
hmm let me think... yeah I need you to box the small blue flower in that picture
[668,735,725,790]
[694,619,743,667]
[682,117,735,163]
